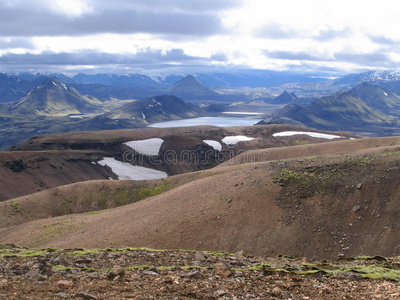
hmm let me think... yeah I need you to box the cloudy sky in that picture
[0,0,399,75]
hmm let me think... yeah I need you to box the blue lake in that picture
[148,117,263,128]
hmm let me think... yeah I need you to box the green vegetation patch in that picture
[52,265,75,272]
[10,201,21,212]
[273,168,330,198]
[82,210,105,215]
[350,265,400,281]
[234,261,400,282]
[0,248,60,258]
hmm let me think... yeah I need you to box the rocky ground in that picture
[0,245,399,299]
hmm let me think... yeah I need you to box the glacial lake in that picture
[148,117,263,128]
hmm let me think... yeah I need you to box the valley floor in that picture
[0,246,399,299]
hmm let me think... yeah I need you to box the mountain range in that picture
[261,82,400,135]
[3,69,400,103]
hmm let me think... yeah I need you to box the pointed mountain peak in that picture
[269,90,299,104]
[6,77,100,116]
[167,74,217,97]
[173,74,199,85]
[40,77,68,90]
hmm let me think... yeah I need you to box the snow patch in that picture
[273,131,343,139]
[51,81,57,87]
[153,99,161,105]
[203,140,222,151]
[383,91,388,96]
[222,136,255,145]
[141,111,146,120]
[98,157,167,180]
[124,138,164,156]
[61,82,67,90]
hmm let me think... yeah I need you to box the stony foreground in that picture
[0,245,399,300]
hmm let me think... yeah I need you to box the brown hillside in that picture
[11,125,352,151]
[221,135,400,167]
[1,150,399,260]
[0,151,112,201]
[0,170,212,228]
[1,125,353,201]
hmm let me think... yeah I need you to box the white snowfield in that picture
[203,140,222,151]
[273,131,344,139]
[124,138,164,156]
[98,157,167,180]
[222,136,255,145]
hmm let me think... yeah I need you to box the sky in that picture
[0,0,400,75]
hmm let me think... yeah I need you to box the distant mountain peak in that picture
[268,90,299,104]
[167,75,218,98]
[3,78,101,116]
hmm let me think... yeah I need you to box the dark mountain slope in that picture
[0,73,46,103]
[351,82,400,112]
[261,91,395,133]
[0,78,102,116]
[105,95,204,124]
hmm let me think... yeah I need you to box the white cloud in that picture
[1,0,400,74]
[49,0,93,17]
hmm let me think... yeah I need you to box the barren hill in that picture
[0,125,352,201]
[1,136,400,260]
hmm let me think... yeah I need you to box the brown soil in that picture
[0,151,112,201]
[0,246,399,300]
[221,135,400,167]
[1,150,400,260]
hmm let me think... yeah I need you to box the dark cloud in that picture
[368,34,397,45]
[265,49,395,68]
[0,48,206,66]
[0,3,229,37]
[255,23,301,39]
[264,50,329,62]
[89,0,243,13]
[257,24,351,41]
[334,52,393,66]
[314,27,351,41]
[0,38,34,49]
[285,63,343,75]
[210,53,229,62]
